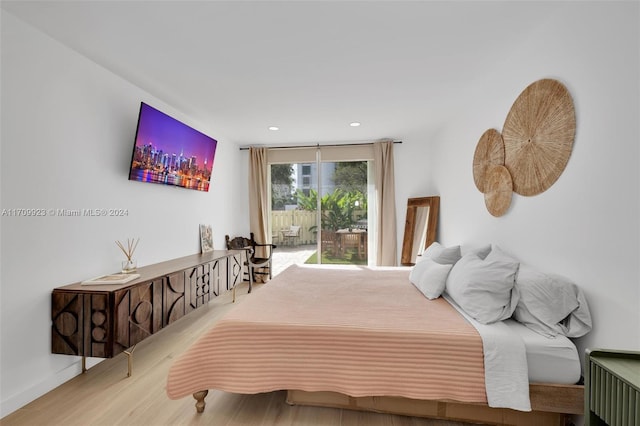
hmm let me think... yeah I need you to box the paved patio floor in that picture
[271,243,317,276]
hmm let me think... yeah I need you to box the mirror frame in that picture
[401,196,440,266]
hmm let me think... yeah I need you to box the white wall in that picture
[0,13,248,416]
[2,0,639,419]
[395,2,639,358]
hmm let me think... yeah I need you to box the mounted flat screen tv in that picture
[128,102,217,192]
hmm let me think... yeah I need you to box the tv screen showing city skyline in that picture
[129,102,217,192]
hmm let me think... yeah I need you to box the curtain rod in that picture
[239,140,402,151]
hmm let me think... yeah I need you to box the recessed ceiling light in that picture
[349,122,361,127]
[268,126,279,131]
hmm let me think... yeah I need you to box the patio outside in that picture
[269,161,369,274]
[271,243,317,276]
[271,237,368,277]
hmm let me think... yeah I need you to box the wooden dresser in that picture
[51,250,243,360]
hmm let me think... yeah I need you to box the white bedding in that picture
[443,293,582,413]
[504,319,581,384]
[444,294,531,412]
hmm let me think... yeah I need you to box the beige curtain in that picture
[248,147,270,245]
[373,140,398,266]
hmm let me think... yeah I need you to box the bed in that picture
[166,264,584,425]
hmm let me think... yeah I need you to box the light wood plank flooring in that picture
[2,282,478,426]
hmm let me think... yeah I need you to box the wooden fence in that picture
[272,210,318,245]
[271,210,367,246]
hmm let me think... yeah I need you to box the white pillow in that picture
[445,253,520,324]
[409,258,454,299]
[514,264,592,338]
[419,242,461,265]
[486,244,518,263]
[461,243,492,260]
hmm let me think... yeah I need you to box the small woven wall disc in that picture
[502,79,576,196]
[473,128,505,193]
[484,165,513,217]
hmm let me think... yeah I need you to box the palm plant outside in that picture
[296,188,367,232]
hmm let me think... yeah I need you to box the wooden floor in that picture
[2,282,478,426]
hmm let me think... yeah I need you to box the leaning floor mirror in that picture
[401,196,440,266]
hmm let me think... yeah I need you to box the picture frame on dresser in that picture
[200,224,213,253]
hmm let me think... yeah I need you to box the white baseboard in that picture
[0,357,102,418]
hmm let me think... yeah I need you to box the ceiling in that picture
[2,1,557,146]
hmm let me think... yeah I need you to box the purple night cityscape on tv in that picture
[129,102,217,192]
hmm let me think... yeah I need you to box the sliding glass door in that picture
[318,161,368,265]
[270,156,371,266]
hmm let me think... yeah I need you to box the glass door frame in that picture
[267,144,377,266]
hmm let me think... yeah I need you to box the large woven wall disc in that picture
[484,165,513,217]
[502,79,576,196]
[473,128,505,193]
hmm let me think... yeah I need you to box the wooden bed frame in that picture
[191,383,582,425]
[285,383,583,426]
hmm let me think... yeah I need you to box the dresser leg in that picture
[81,356,87,373]
[124,345,136,377]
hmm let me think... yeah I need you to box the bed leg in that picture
[193,390,208,413]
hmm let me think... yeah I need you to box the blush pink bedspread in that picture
[166,265,487,403]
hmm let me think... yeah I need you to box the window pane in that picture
[319,161,368,265]
[270,158,370,269]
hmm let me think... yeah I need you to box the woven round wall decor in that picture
[484,165,513,217]
[473,128,505,193]
[502,79,576,196]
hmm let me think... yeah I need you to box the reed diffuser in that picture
[116,237,139,273]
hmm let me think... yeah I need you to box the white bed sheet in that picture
[503,319,581,385]
[443,294,531,411]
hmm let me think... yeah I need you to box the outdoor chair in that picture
[280,225,301,246]
[320,230,338,256]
